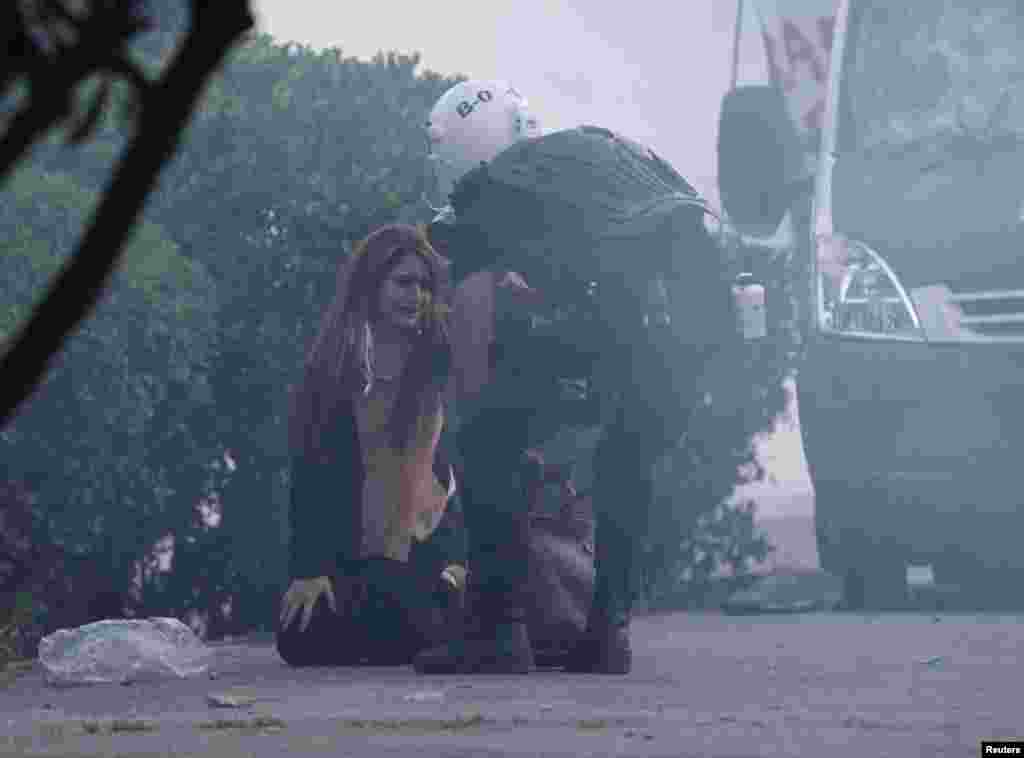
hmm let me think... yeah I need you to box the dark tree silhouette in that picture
[0,0,254,426]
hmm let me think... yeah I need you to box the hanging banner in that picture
[751,0,838,143]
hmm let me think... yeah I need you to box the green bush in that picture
[5,32,460,637]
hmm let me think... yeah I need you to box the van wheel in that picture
[812,478,907,611]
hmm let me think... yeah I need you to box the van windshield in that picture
[845,2,1024,155]
[832,0,1024,290]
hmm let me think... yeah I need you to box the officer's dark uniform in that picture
[418,220,687,674]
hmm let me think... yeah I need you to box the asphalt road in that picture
[0,611,1019,757]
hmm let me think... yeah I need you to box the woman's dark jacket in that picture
[288,397,466,585]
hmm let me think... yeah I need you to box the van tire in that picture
[813,480,907,610]
[840,550,907,611]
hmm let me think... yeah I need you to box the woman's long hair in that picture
[289,224,452,460]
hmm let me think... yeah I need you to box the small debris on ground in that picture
[198,716,286,731]
[206,693,258,709]
[81,718,158,735]
[443,712,485,730]
[402,690,444,703]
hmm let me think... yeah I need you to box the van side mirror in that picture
[717,85,802,239]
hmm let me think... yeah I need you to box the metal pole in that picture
[730,0,745,91]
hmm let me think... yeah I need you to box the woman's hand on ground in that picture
[280,576,336,633]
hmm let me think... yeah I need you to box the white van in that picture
[720,0,1024,608]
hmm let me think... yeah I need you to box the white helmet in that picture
[425,80,542,212]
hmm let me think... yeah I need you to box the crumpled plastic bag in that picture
[38,617,212,686]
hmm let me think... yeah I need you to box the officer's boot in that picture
[563,516,635,674]
[414,412,535,674]
[413,518,535,674]
[563,426,653,675]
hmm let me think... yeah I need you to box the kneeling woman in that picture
[278,224,466,666]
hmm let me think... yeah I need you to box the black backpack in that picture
[446,125,711,282]
[436,125,734,373]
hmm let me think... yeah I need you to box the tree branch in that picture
[0,1,254,426]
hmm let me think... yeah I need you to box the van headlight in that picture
[815,234,924,340]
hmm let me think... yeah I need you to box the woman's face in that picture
[377,252,431,333]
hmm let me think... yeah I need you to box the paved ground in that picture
[0,611,1020,757]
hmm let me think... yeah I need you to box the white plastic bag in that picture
[38,617,212,686]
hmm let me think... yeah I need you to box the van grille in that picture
[950,289,1024,337]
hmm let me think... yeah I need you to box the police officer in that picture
[416,80,720,675]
